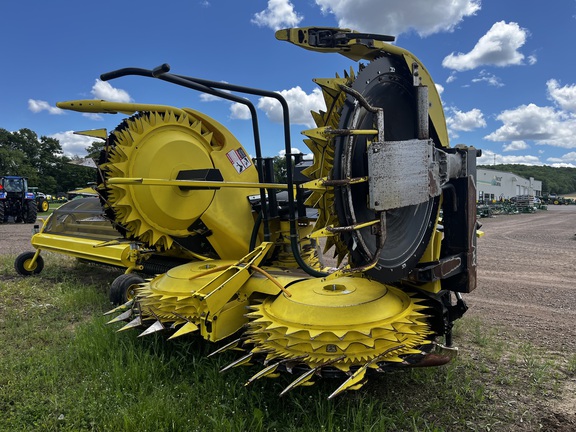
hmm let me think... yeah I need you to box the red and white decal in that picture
[226,148,252,174]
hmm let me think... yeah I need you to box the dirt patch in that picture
[469,205,576,428]
[470,206,576,353]
[0,219,41,256]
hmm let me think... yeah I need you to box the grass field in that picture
[0,253,573,431]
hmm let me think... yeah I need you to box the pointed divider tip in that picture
[103,299,134,316]
[207,336,247,358]
[280,354,346,397]
[246,354,308,387]
[220,353,253,373]
[106,309,133,324]
[328,368,367,400]
[328,344,406,399]
[117,316,143,332]
[245,362,281,386]
[168,322,199,340]
[138,320,164,337]
[279,368,316,397]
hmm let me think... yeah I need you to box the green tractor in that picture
[0,176,38,223]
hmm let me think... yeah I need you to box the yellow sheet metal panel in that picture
[183,108,260,259]
[31,233,131,267]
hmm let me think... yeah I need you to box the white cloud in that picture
[549,162,576,168]
[442,21,529,71]
[32,80,131,119]
[229,86,324,127]
[278,147,313,160]
[547,152,576,164]
[49,131,98,157]
[314,0,480,36]
[446,73,457,84]
[446,107,486,132]
[485,103,576,148]
[230,103,251,120]
[471,70,504,87]
[200,93,221,102]
[91,79,132,103]
[486,80,576,150]
[28,99,64,115]
[547,79,576,112]
[199,82,231,102]
[279,147,304,156]
[82,113,104,121]
[477,149,496,165]
[477,149,542,166]
[503,140,529,152]
[435,83,444,96]
[252,0,302,30]
[257,86,325,128]
[498,154,542,165]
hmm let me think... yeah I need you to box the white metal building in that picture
[477,168,542,202]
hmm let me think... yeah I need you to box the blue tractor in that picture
[0,176,38,223]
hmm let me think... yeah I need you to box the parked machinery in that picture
[53,27,480,398]
[0,175,37,224]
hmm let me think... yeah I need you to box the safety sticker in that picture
[226,148,252,174]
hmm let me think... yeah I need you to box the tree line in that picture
[0,128,101,195]
[479,164,576,196]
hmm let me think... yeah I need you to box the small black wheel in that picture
[109,273,145,305]
[38,199,49,213]
[15,251,44,276]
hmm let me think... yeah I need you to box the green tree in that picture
[53,157,96,194]
[84,140,106,161]
[271,152,307,184]
[0,127,96,194]
[0,128,38,179]
[272,155,287,183]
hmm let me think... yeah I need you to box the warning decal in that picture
[226,148,252,174]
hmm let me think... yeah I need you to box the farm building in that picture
[477,168,542,202]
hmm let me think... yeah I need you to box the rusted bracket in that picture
[408,254,465,283]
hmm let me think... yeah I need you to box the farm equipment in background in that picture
[477,195,547,217]
[36,192,50,213]
[512,195,537,213]
[67,185,98,200]
[24,27,481,397]
[28,188,50,213]
[542,194,573,205]
[0,175,37,223]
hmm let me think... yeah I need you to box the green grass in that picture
[568,354,576,376]
[0,253,571,431]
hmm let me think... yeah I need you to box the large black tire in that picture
[0,201,5,224]
[24,200,38,223]
[15,251,44,276]
[109,273,145,305]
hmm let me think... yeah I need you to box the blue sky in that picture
[1,0,576,167]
